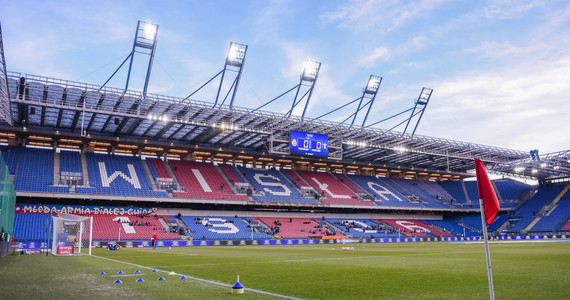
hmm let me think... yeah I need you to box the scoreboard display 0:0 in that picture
[290,130,328,158]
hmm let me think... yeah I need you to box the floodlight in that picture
[416,87,432,105]
[226,42,247,67]
[364,75,382,94]
[142,22,158,41]
[301,59,321,82]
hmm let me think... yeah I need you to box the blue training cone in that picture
[152,269,158,273]
[135,270,141,274]
[180,275,188,280]
[117,270,124,274]
[99,271,106,275]
[136,278,144,282]
[232,275,245,294]
[158,277,166,281]
[113,279,122,284]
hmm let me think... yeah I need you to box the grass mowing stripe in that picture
[91,254,304,300]
[134,249,198,256]
[150,250,469,268]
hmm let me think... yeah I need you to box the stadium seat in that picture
[348,175,421,207]
[325,218,400,238]
[238,167,318,204]
[169,160,248,201]
[91,214,180,241]
[295,170,372,206]
[508,185,566,233]
[376,219,447,237]
[13,147,69,193]
[254,217,332,238]
[178,216,270,240]
[75,153,167,197]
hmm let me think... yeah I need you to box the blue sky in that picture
[1,0,569,154]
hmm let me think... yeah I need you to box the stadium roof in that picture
[6,72,568,182]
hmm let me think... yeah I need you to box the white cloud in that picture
[421,55,570,153]
[357,34,428,66]
[485,0,544,19]
[321,0,449,33]
[358,46,391,65]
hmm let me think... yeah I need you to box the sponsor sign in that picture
[15,203,158,216]
[57,245,74,255]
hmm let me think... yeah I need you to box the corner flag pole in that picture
[479,199,495,300]
[474,158,500,300]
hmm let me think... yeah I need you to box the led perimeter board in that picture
[290,130,328,157]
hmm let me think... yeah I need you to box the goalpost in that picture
[51,215,93,256]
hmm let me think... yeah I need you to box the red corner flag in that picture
[475,158,500,225]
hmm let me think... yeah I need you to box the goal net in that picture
[51,215,93,256]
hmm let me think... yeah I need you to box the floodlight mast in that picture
[286,59,321,121]
[402,87,432,137]
[214,42,248,109]
[312,75,382,128]
[354,75,382,127]
[126,21,159,96]
[99,20,159,97]
[365,87,432,136]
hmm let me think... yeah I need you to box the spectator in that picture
[151,232,158,248]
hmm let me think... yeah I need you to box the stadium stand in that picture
[254,217,333,238]
[14,147,68,193]
[178,216,270,240]
[487,214,509,232]
[75,153,166,197]
[0,146,21,175]
[92,214,180,241]
[333,173,362,193]
[378,219,453,237]
[562,219,570,231]
[423,219,480,237]
[494,180,531,200]
[59,150,82,175]
[387,178,448,208]
[463,181,480,204]
[295,170,371,205]
[170,160,248,200]
[146,159,160,179]
[13,213,52,242]
[218,164,244,183]
[455,215,483,232]
[507,184,567,233]
[148,158,171,178]
[439,180,468,203]
[238,167,318,204]
[348,175,420,207]
[283,169,310,189]
[324,218,400,238]
[527,186,570,232]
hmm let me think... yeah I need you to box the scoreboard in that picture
[290,130,328,158]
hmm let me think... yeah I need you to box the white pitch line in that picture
[91,255,303,300]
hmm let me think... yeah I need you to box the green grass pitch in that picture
[0,241,569,299]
